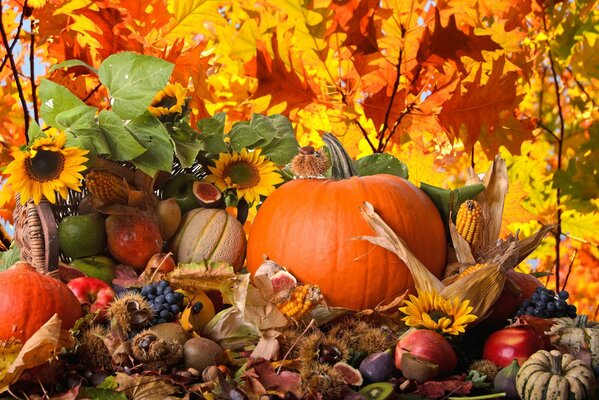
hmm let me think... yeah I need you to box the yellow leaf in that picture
[165,0,224,41]
[229,19,260,61]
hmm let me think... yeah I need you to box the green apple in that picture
[70,255,117,284]
[58,213,107,259]
[162,173,201,214]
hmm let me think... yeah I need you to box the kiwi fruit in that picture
[183,337,226,372]
[358,382,395,400]
[150,322,190,346]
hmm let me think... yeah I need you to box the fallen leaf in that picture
[417,375,473,398]
[0,314,69,393]
[167,261,236,293]
[114,372,179,400]
[250,329,280,361]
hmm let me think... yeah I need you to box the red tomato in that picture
[482,326,545,367]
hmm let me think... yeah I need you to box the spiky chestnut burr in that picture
[290,146,330,178]
[131,329,183,370]
[108,291,153,334]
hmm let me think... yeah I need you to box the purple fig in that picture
[359,350,396,383]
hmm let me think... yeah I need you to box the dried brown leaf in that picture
[250,330,280,361]
[0,314,68,392]
[476,155,509,248]
[449,219,476,264]
[250,359,302,397]
[516,224,556,265]
[114,373,179,400]
[167,261,236,293]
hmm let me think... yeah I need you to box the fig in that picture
[332,361,363,386]
[358,382,395,400]
[359,350,396,383]
[192,181,224,208]
[106,214,163,271]
[183,337,226,373]
[400,353,439,383]
[269,270,297,293]
[155,198,181,240]
[493,359,520,399]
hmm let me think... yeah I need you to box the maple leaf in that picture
[417,9,502,73]
[114,373,179,400]
[326,0,379,54]
[437,57,522,151]
[252,37,319,115]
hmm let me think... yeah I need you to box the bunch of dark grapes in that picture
[516,287,577,319]
[140,280,185,324]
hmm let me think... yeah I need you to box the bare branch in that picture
[0,9,30,138]
[30,26,39,123]
[0,7,25,72]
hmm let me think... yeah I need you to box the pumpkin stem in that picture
[322,133,358,180]
[575,314,588,328]
[549,350,563,376]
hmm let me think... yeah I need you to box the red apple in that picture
[395,329,458,377]
[482,325,545,367]
[67,277,115,321]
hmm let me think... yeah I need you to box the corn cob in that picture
[277,284,323,320]
[455,200,483,247]
[456,263,487,280]
[85,170,130,204]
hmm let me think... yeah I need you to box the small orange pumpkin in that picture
[247,133,447,310]
[0,262,82,343]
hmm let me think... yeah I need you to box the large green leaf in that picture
[170,123,202,168]
[98,52,174,120]
[72,125,111,156]
[260,115,299,165]
[56,105,98,131]
[27,121,43,143]
[39,79,87,128]
[229,123,262,152]
[98,110,147,161]
[355,153,409,179]
[49,59,98,75]
[197,113,228,156]
[126,113,174,176]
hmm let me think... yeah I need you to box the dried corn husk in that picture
[359,202,507,323]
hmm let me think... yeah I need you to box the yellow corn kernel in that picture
[456,263,487,280]
[276,284,323,320]
[85,170,129,204]
[455,200,483,247]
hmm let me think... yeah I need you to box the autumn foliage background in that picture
[0,0,597,318]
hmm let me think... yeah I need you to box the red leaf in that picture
[417,375,473,398]
[326,0,379,54]
[417,9,501,72]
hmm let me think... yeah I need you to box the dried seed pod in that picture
[108,292,153,333]
[78,324,112,371]
[85,169,130,205]
[290,146,330,178]
[455,200,484,249]
[131,329,183,370]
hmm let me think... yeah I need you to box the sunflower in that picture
[205,148,283,205]
[399,290,478,335]
[4,131,88,205]
[148,82,187,118]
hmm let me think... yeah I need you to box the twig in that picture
[381,104,413,152]
[0,7,25,72]
[29,27,39,123]
[536,120,560,141]
[566,66,596,107]
[377,46,404,148]
[83,82,102,102]
[560,249,577,292]
[563,233,599,249]
[276,319,315,374]
[355,121,377,153]
[543,13,565,294]
[0,8,30,137]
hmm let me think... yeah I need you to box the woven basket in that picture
[12,157,206,276]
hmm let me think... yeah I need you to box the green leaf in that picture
[48,59,98,75]
[126,113,174,176]
[98,52,174,120]
[355,153,409,179]
[259,115,299,165]
[39,79,87,127]
[248,114,277,147]
[170,123,202,168]
[27,121,43,143]
[55,105,97,131]
[229,123,262,152]
[72,125,111,156]
[98,110,147,161]
[198,113,228,156]
[79,387,127,400]
[0,244,20,271]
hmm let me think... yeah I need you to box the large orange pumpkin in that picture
[0,262,82,343]
[247,133,447,310]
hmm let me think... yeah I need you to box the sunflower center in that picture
[153,95,179,110]
[225,161,260,188]
[25,149,65,182]
[428,309,452,323]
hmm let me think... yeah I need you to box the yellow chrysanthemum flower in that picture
[148,82,187,117]
[205,148,283,205]
[4,131,88,205]
[399,290,478,335]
